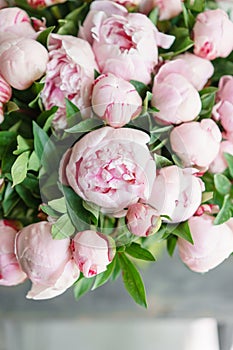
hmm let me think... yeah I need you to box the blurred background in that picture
[1,249,233,350]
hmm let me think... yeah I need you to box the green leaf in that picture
[214,194,232,225]
[48,197,67,214]
[15,184,39,209]
[13,135,33,155]
[129,80,149,99]
[154,154,173,168]
[82,200,99,225]
[65,99,80,119]
[40,204,59,218]
[167,235,178,257]
[11,151,30,187]
[36,106,58,129]
[91,258,116,290]
[212,59,233,83]
[182,4,195,29]
[65,118,104,133]
[2,182,20,216]
[149,7,158,26]
[36,26,55,48]
[33,121,49,160]
[51,213,75,239]
[199,87,218,119]
[150,125,173,134]
[224,152,233,178]
[169,221,193,244]
[28,151,40,171]
[61,185,92,230]
[214,173,231,195]
[118,253,147,308]
[161,27,193,59]
[0,131,16,159]
[73,275,94,301]
[111,256,121,281]
[125,242,156,261]
[185,0,205,12]
[201,191,213,203]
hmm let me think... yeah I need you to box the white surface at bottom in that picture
[0,318,219,350]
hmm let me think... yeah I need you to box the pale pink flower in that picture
[193,9,233,60]
[209,140,233,173]
[0,7,36,37]
[0,35,48,90]
[59,127,156,216]
[0,74,12,123]
[92,73,142,128]
[152,61,201,124]
[0,220,27,286]
[16,222,80,300]
[174,53,214,91]
[178,214,233,273]
[213,76,233,138]
[73,230,115,278]
[41,34,98,130]
[148,166,204,223]
[79,1,175,84]
[140,0,183,20]
[170,119,222,169]
[126,203,161,236]
[27,0,67,9]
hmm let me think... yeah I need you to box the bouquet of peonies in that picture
[0,0,233,307]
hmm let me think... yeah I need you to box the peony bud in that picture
[92,73,142,128]
[0,74,12,123]
[16,222,80,300]
[73,230,116,278]
[126,203,161,237]
[170,119,222,169]
[0,220,27,286]
[178,214,233,273]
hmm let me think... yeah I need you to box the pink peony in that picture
[41,34,98,130]
[73,230,115,278]
[27,0,67,8]
[0,74,12,123]
[79,1,175,84]
[16,222,80,300]
[178,215,233,273]
[213,76,233,139]
[0,220,27,286]
[0,35,48,90]
[59,127,156,216]
[0,7,36,38]
[91,73,142,128]
[209,140,233,173]
[193,9,233,60]
[170,119,222,169]
[148,166,204,223]
[174,53,214,91]
[140,0,183,20]
[151,60,202,124]
[126,203,161,236]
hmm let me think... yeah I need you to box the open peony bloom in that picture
[126,203,161,236]
[41,34,98,130]
[15,222,80,300]
[174,53,214,91]
[170,119,222,169]
[213,75,233,139]
[0,220,27,286]
[0,35,48,90]
[73,230,115,278]
[151,60,202,124]
[59,127,156,216]
[91,73,142,128]
[193,9,233,60]
[178,215,233,273]
[0,74,12,123]
[148,166,204,223]
[0,7,36,38]
[79,1,175,84]
[140,0,183,20]
[209,140,233,174]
